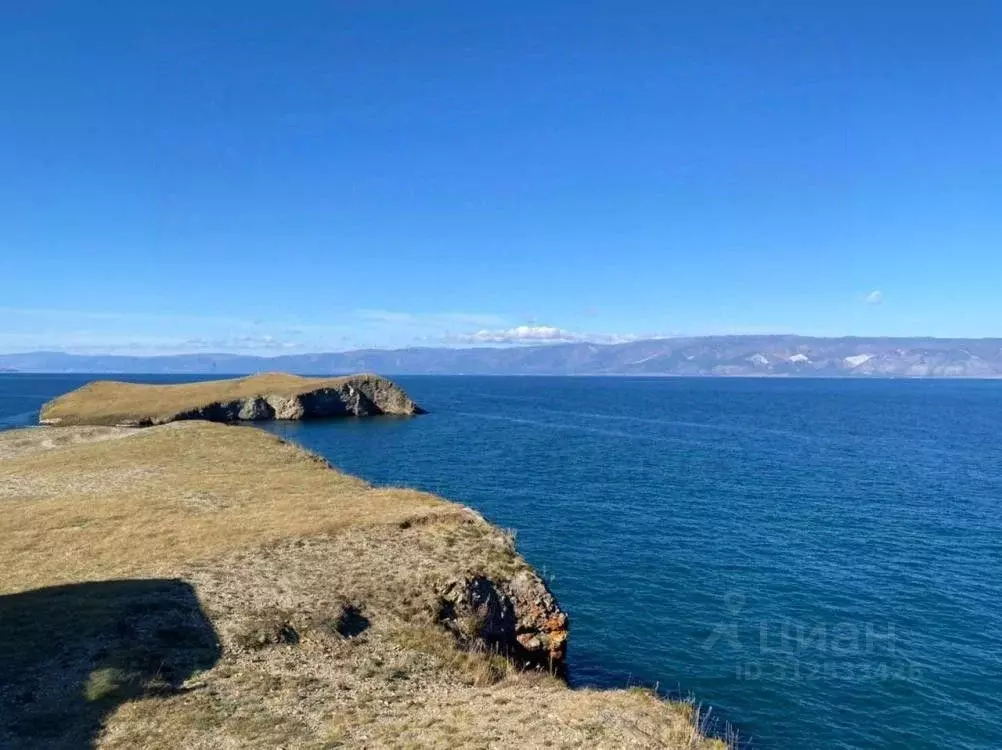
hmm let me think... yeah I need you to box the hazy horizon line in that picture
[3,332,1002,360]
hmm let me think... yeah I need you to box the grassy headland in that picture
[1,380,726,748]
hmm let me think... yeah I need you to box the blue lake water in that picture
[2,374,1001,749]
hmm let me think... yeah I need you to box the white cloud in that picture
[458,325,639,346]
[465,325,580,343]
[865,290,884,305]
[0,305,644,354]
[0,305,514,355]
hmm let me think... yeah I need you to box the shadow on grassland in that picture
[0,579,220,749]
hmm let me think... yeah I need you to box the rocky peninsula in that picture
[39,372,425,427]
[0,374,724,749]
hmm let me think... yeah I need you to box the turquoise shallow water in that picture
[2,374,1001,748]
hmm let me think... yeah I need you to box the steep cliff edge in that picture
[39,372,425,427]
[0,423,724,749]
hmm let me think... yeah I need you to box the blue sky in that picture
[2,1,1000,354]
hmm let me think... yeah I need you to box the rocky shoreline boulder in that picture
[438,570,569,673]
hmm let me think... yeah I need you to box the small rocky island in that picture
[40,372,425,427]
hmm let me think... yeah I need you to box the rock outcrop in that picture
[39,372,425,427]
[438,570,569,672]
[167,375,424,424]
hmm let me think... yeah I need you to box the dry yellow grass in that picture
[39,372,416,426]
[0,422,452,593]
[0,422,729,749]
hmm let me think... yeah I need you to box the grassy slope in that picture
[39,372,395,426]
[0,423,726,749]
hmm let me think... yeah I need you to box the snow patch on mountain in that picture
[844,354,873,368]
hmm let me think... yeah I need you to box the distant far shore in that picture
[3,334,1002,378]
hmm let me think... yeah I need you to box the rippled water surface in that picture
[3,374,1001,749]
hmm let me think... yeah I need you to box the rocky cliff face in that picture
[168,375,425,425]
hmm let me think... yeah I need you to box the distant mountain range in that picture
[3,336,1002,377]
